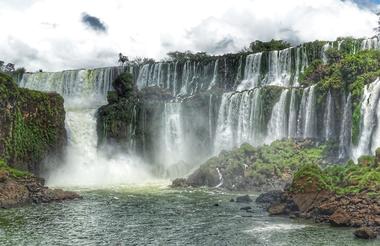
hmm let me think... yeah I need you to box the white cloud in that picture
[0,0,377,71]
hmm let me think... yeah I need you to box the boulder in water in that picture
[256,190,283,204]
[268,203,287,215]
[236,195,253,203]
[329,208,351,226]
[354,227,377,239]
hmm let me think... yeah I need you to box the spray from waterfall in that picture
[20,67,156,187]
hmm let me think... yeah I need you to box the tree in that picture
[5,63,15,72]
[0,60,4,71]
[118,53,129,66]
[249,39,291,53]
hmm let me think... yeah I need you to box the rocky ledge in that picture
[172,140,330,191]
[257,159,380,240]
[0,161,80,208]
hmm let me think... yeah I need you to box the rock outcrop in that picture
[262,158,380,239]
[0,159,80,208]
[0,72,66,174]
[172,140,329,191]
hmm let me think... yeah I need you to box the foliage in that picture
[291,152,380,196]
[0,72,66,173]
[195,140,327,187]
[166,51,209,62]
[249,39,291,53]
[0,159,31,178]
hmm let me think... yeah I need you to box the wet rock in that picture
[329,208,351,226]
[112,72,135,98]
[213,203,219,207]
[354,227,377,239]
[255,190,283,204]
[268,203,287,215]
[171,178,188,188]
[240,206,252,211]
[230,198,235,202]
[236,195,252,203]
[0,175,80,208]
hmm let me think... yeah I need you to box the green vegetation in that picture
[192,140,327,189]
[299,48,380,145]
[249,39,292,53]
[291,151,380,196]
[0,72,66,173]
[0,159,31,178]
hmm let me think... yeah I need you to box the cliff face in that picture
[0,73,67,175]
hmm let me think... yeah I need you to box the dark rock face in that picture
[171,140,328,192]
[0,171,80,208]
[266,190,380,237]
[256,190,283,205]
[0,73,66,175]
[236,195,253,203]
[171,178,188,188]
[354,227,378,239]
[112,72,136,98]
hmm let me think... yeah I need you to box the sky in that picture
[0,0,379,72]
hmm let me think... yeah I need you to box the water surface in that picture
[0,187,378,245]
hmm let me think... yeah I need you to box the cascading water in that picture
[338,93,352,159]
[361,37,380,50]
[19,67,154,186]
[237,53,262,91]
[266,89,289,143]
[354,78,380,159]
[324,90,335,141]
[214,89,263,153]
[208,59,219,90]
[17,38,380,185]
[287,89,298,138]
[160,102,185,165]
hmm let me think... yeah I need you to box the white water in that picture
[339,93,352,159]
[354,78,380,159]
[237,53,262,91]
[20,67,155,187]
[324,90,335,141]
[287,89,298,138]
[160,102,186,166]
[266,89,289,143]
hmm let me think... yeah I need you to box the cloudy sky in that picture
[0,0,379,71]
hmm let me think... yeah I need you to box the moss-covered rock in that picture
[179,139,328,191]
[290,156,380,196]
[113,72,136,98]
[0,72,66,174]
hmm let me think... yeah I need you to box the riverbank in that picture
[258,159,380,239]
[0,160,80,208]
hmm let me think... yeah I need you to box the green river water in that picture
[0,186,378,246]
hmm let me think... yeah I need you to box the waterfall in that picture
[322,43,331,64]
[288,89,298,138]
[324,90,335,141]
[208,59,219,89]
[361,37,380,50]
[296,86,317,138]
[214,88,263,153]
[215,167,224,188]
[209,94,214,147]
[237,53,262,91]
[354,78,380,159]
[338,93,352,159]
[303,85,317,138]
[265,49,292,86]
[19,66,154,186]
[160,102,186,165]
[266,89,289,143]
